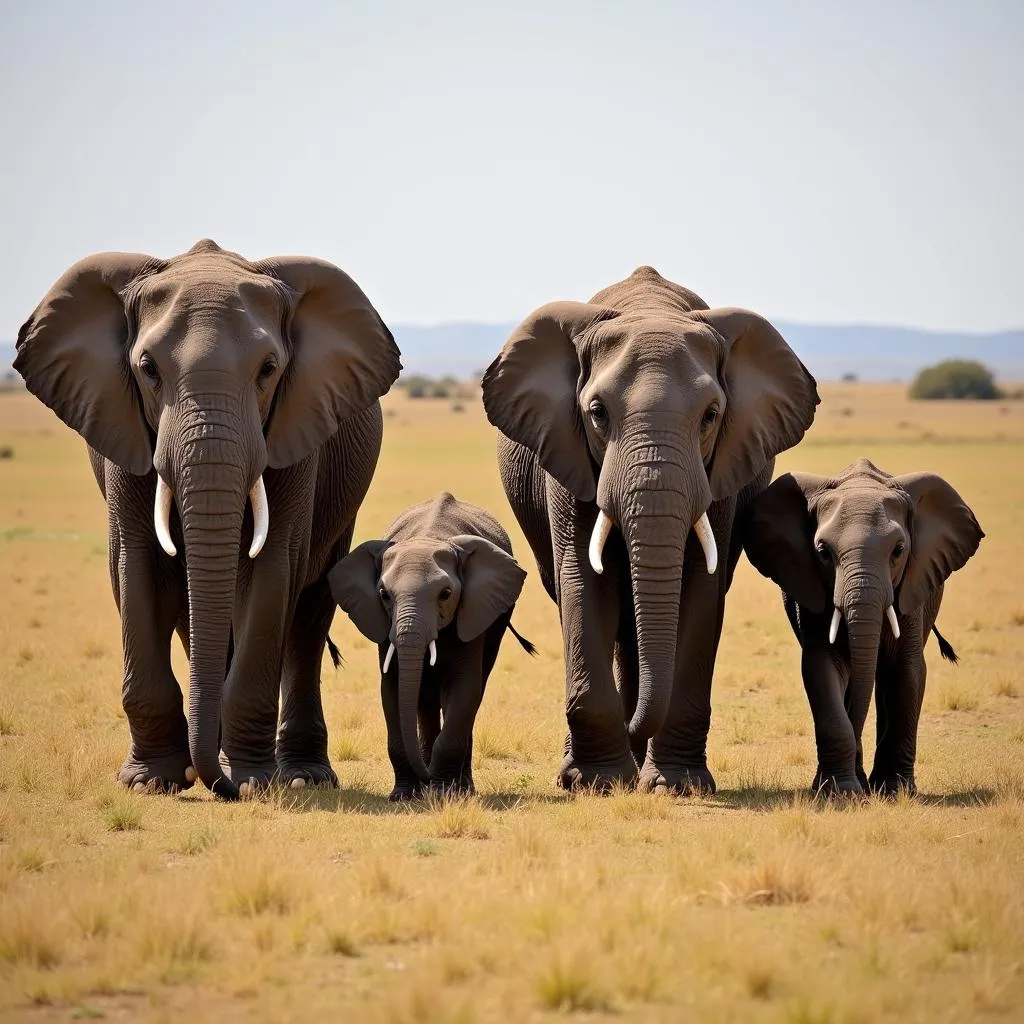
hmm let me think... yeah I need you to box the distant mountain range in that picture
[3,322,1022,384]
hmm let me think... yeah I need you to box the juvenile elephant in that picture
[481,266,819,793]
[15,240,400,800]
[328,492,533,800]
[742,458,984,795]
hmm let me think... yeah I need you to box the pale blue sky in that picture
[1,0,1020,333]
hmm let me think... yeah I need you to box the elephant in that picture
[481,266,819,794]
[14,239,401,800]
[328,492,534,800]
[741,457,984,796]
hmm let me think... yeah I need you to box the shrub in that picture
[909,360,1000,400]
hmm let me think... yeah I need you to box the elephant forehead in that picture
[815,486,910,533]
[380,542,456,582]
[585,315,720,370]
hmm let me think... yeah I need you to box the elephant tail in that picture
[326,635,343,669]
[932,625,959,664]
[507,622,537,657]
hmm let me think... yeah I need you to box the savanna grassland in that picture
[1,382,1022,1023]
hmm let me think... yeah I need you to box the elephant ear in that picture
[481,301,619,501]
[327,540,393,643]
[895,473,984,613]
[742,472,829,613]
[14,252,160,475]
[451,535,527,642]
[258,257,402,468]
[694,308,820,501]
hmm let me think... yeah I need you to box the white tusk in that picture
[829,607,842,644]
[154,475,177,557]
[248,475,269,558]
[886,604,901,640]
[693,511,718,574]
[382,642,395,674]
[429,640,437,666]
[589,510,614,574]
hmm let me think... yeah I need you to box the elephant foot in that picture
[428,776,475,798]
[810,770,865,800]
[637,761,717,797]
[117,749,196,794]
[276,754,339,791]
[868,772,917,798]
[388,780,424,802]
[556,750,638,793]
[220,754,277,798]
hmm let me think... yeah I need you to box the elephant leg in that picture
[110,522,194,794]
[801,646,862,796]
[431,640,485,794]
[869,614,926,796]
[638,514,730,796]
[418,672,442,768]
[275,574,339,789]
[553,496,636,791]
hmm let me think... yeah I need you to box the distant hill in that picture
[4,322,1023,384]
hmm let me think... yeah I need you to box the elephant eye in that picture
[139,355,160,385]
[589,399,609,431]
[378,587,391,604]
[439,587,453,602]
[258,358,277,381]
[892,542,905,562]
[815,541,833,564]
[701,404,720,433]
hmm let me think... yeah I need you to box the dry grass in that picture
[1,384,1023,1021]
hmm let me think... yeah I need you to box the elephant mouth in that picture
[587,508,719,575]
[153,472,270,559]
[383,639,436,673]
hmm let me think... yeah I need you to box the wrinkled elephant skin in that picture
[742,458,983,796]
[481,267,819,794]
[329,492,531,800]
[15,240,401,799]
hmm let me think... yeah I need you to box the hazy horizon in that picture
[1,1,1021,335]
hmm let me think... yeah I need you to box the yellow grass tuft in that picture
[939,686,980,712]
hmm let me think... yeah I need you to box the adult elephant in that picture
[482,266,819,794]
[15,239,400,800]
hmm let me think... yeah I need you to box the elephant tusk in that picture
[154,475,177,557]
[886,604,901,640]
[429,640,437,666]
[382,642,395,674]
[829,607,842,644]
[248,475,269,558]
[693,511,718,574]
[589,510,614,574]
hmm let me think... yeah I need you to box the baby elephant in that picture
[329,492,533,800]
[742,458,983,796]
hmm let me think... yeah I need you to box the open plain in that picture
[0,381,1022,1022]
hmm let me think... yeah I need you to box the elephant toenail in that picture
[133,782,146,793]
[239,781,251,798]
[290,777,306,789]
[185,766,197,783]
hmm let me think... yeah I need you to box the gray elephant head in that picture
[481,294,818,741]
[15,240,400,798]
[743,458,983,735]
[329,535,526,780]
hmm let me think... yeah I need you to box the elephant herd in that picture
[14,240,984,802]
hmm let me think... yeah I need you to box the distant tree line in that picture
[396,374,475,400]
[909,359,1001,400]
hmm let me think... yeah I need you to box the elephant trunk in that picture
[840,573,886,753]
[609,440,706,742]
[394,609,431,783]
[159,392,264,801]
